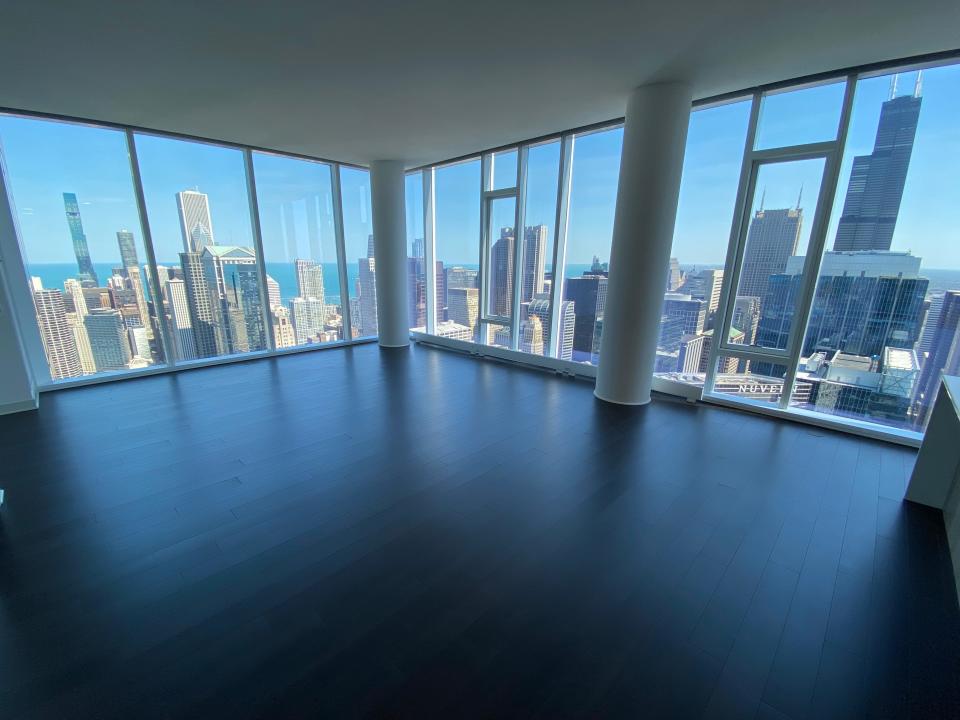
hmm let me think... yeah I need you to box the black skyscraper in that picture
[834,77,922,252]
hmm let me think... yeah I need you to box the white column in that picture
[369,160,410,347]
[594,82,693,405]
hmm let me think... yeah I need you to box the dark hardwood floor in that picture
[1,343,958,719]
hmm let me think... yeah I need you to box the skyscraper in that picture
[565,272,607,362]
[521,225,547,303]
[166,278,197,361]
[84,308,131,371]
[666,257,682,291]
[758,251,928,359]
[661,293,707,336]
[834,78,922,252]
[525,298,575,361]
[358,256,378,337]
[491,228,514,316]
[62,192,99,286]
[116,229,139,272]
[738,207,802,301]
[177,190,215,252]
[33,283,82,380]
[295,258,325,300]
[267,275,282,310]
[917,292,945,365]
[291,297,327,344]
[448,287,479,340]
[914,291,960,426]
[180,251,220,358]
[202,246,265,353]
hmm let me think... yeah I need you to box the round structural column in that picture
[594,81,693,405]
[369,160,410,347]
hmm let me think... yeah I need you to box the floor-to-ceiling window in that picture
[0,114,374,387]
[339,166,376,340]
[251,152,343,348]
[655,98,752,384]
[413,127,620,368]
[135,134,269,361]
[785,66,960,433]
[0,117,168,381]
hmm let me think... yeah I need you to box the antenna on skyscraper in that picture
[889,74,899,100]
[759,188,766,213]
[914,70,924,98]
[796,184,803,211]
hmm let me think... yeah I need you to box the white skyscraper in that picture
[176,189,215,252]
[267,275,282,310]
[166,278,197,361]
[291,297,327,344]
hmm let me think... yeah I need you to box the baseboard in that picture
[0,395,39,415]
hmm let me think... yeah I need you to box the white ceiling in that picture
[1,1,957,168]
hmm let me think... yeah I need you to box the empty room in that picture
[1,1,959,718]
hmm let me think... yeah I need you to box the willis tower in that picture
[833,73,922,252]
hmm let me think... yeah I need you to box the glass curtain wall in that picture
[0,113,374,386]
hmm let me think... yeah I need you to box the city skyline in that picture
[4,69,958,270]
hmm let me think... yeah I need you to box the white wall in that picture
[0,148,39,414]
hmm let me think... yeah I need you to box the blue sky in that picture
[2,66,957,276]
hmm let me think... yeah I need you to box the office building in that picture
[447,287,479,339]
[565,272,607,363]
[521,225,547,303]
[177,189,215,252]
[491,228,514,316]
[914,290,960,426]
[834,80,922,252]
[84,308,131,371]
[738,207,802,301]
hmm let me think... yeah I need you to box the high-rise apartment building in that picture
[834,80,922,252]
[291,297,327,344]
[33,283,82,380]
[62,192,99,286]
[266,275,282,310]
[295,258,325,300]
[177,190,215,252]
[738,207,802,300]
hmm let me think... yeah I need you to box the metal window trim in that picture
[706,92,762,394]
[777,74,859,409]
[243,148,277,352]
[126,129,177,369]
[509,145,529,351]
[547,133,575,359]
[331,164,352,342]
[422,168,437,334]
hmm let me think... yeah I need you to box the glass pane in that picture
[435,159,480,344]
[485,196,516,319]
[483,321,511,349]
[655,99,751,381]
[563,127,620,365]
[492,150,517,190]
[340,167,376,339]
[520,140,560,358]
[135,134,265,361]
[733,158,825,353]
[252,152,342,348]
[405,171,426,332]
[755,80,846,150]
[712,354,790,405]
[0,115,168,381]
[790,66,960,433]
